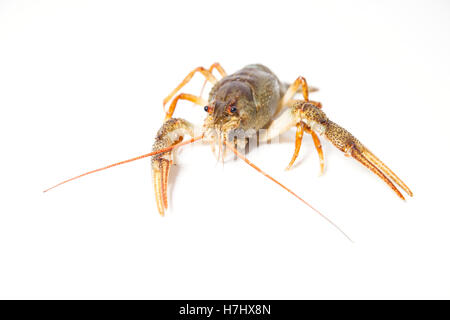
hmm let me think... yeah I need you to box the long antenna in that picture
[224,141,353,242]
[43,135,203,193]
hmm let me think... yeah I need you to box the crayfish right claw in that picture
[152,155,171,216]
[151,118,195,216]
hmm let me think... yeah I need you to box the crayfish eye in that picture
[229,106,237,113]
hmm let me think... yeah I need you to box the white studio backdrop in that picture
[0,0,449,299]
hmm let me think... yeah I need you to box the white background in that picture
[0,0,449,299]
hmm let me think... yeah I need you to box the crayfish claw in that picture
[324,119,412,200]
[151,118,195,216]
[348,143,405,200]
[152,157,171,215]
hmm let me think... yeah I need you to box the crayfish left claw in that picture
[294,102,413,199]
[324,119,413,199]
[345,141,406,200]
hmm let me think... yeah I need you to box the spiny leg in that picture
[305,126,325,174]
[284,76,310,103]
[285,122,305,170]
[284,122,325,173]
[261,108,324,173]
[199,62,227,97]
[208,62,227,77]
[281,76,322,109]
[165,93,207,120]
[163,66,218,110]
